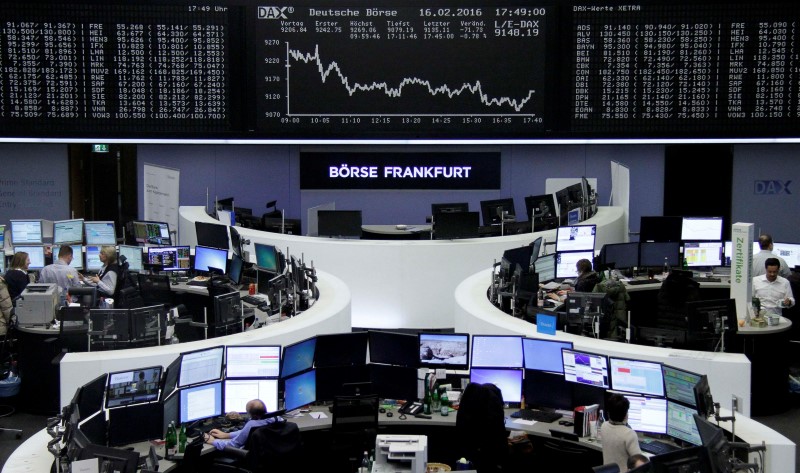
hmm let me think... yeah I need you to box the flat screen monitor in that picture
[195,221,229,249]
[434,211,480,240]
[523,370,573,411]
[146,246,191,271]
[51,244,83,270]
[0,224,4,249]
[84,221,116,245]
[693,376,715,418]
[639,241,681,267]
[771,241,800,268]
[107,403,163,447]
[623,394,667,435]
[315,332,369,368]
[315,365,371,400]
[534,253,556,282]
[72,286,98,308]
[194,245,228,274]
[178,346,224,388]
[469,368,523,404]
[639,216,682,242]
[368,330,418,367]
[254,243,279,272]
[281,337,316,379]
[224,378,279,413]
[555,250,594,279]
[479,198,515,226]
[54,219,84,244]
[228,252,244,285]
[418,332,469,370]
[662,365,702,407]
[686,299,738,340]
[118,245,143,273]
[723,240,759,267]
[89,308,129,340]
[556,225,596,253]
[609,357,665,397]
[85,245,102,272]
[106,366,162,408]
[77,444,139,473]
[562,348,609,389]
[522,338,573,373]
[567,208,581,225]
[14,245,46,269]
[161,357,181,401]
[162,391,179,437]
[283,369,316,412]
[502,246,534,273]
[179,381,222,424]
[369,364,417,401]
[129,305,168,341]
[226,345,281,378]
[10,219,43,244]
[317,210,362,238]
[77,373,108,421]
[683,242,724,267]
[431,202,469,215]
[667,401,703,446]
[681,217,723,241]
[525,194,558,229]
[470,335,523,369]
[599,242,639,270]
[130,221,171,246]
[564,292,606,316]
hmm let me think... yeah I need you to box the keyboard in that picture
[639,439,679,455]
[693,277,722,283]
[510,409,562,423]
[626,279,661,286]
[242,294,267,306]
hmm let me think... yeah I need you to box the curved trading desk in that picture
[179,205,626,329]
[453,269,794,473]
[58,270,350,411]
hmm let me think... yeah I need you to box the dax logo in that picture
[754,180,792,195]
[258,6,291,19]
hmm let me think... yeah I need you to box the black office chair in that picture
[136,273,172,306]
[214,418,303,473]
[330,395,379,471]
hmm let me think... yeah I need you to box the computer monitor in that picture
[254,243,279,272]
[194,245,228,275]
[129,221,171,246]
[317,210,362,238]
[567,208,581,225]
[622,394,667,435]
[609,357,665,397]
[161,357,181,401]
[50,244,83,270]
[561,348,609,389]
[84,245,103,272]
[418,332,469,370]
[470,335,523,369]
[693,376,715,418]
[534,253,556,282]
[315,365,371,400]
[226,345,281,378]
[77,444,139,473]
[315,332,369,368]
[667,401,703,446]
[107,403,163,447]
[771,241,800,268]
[129,305,168,342]
[54,219,84,244]
[639,216,682,242]
[693,414,730,473]
[639,241,681,267]
[10,219,43,244]
[480,198,515,226]
[178,346,224,388]
[283,369,316,412]
[469,368,523,404]
[555,250,595,279]
[683,242,724,267]
[84,221,116,245]
[146,246,191,271]
[431,202,469,215]
[368,330,418,367]
[13,245,45,269]
[369,364,417,401]
[89,308,129,339]
[525,194,558,230]
[662,365,703,407]
[228,252,244,286]
[723,240,759,266]
[118,245,143,273]
[281,337,316,379]
[555,225,596,253]
[564,292,606,316]
[72,286,98,308]
[502,246,534,274]
[0,224,5,249]
[179,381,223,424]
[686,299,738,341]
[599,242,639,270]
[523,370,574,411]
[224,378,279,413]
[194,221,228,250]
[105,366,162,408]
[433,211,480,240]
[681,217,723,241]
[522,338,573,373]
[77,373,108,421]
[555,183,583,225]
[650,445,712,473]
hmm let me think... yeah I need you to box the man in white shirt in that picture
[752,258,795,316]
[752,234,791,278]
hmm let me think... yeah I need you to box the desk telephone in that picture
[399,402,423,415]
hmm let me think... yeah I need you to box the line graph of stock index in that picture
[256,5,548,137]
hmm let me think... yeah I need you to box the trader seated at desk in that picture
[601,393,642,471]
[80,245,120,299]
[38,244,83,293]
[753,257,795,316]
[546,258,600,302]
[205,399,283,450]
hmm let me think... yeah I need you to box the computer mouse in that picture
[171,281,178,285]
[386,412,393,418]
[379,408,386,413]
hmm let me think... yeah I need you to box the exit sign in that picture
[92,144,109,153]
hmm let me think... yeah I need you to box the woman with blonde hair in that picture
[83,245,120,299]
[5,251,31,299]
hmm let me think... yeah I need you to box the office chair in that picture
[213,418,303,473]
[330,395,379,471]
[136,273,172,306]
[456,383,508,473]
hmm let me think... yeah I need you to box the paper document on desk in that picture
[510,418,537,426]
[308,412,327,419]
[541,281,560,290]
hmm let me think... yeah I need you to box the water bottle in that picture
[440,390,449,416]
[166,422,177,457]
[663,257,670,276]
[595,409,605,440]
[360,450,370,473]
[431,387,440,412]
[178,424,187,453]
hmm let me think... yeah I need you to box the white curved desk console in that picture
[58,270,350,411]
[180,205,625,329]
[453,269,795,473]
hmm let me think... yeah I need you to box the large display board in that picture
[0,1,798,140]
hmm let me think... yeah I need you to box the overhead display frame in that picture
[0,0,799,141]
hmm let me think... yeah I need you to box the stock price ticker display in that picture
[255,4,548,137]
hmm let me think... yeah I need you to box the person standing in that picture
[601,393,642,471]
[752,234,791,278]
